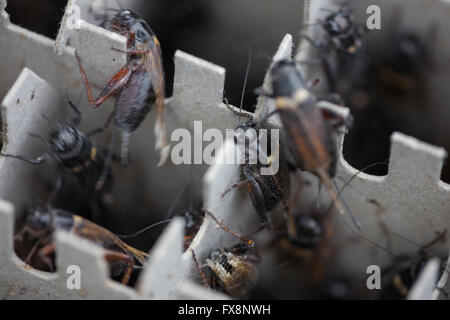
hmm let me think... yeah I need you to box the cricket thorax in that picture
[50,126,84,159]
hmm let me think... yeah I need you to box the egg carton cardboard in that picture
[294,0,450,300]
[0,0,449,300]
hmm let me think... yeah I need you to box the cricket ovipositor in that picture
[75,8,169,190]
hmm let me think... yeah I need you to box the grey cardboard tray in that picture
[0,0,449,299]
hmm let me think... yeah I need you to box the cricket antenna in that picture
[316,167,362,232]
[342,220,399,259]
[166,169,195,219]
[40,113,59,131]
[28,132,51,148]
[333,179,361,230]
[116,219,172,239]
[344,223,447,260]
[323,161,390,232]
[378,229,447,252]
[339,161,388,191]
[239,47,252,125]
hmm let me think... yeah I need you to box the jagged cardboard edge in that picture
[0,68,135,299]
[0,53,236,300]
[295,0,450,292]
[1,0,449,299]
[0,0,253,299]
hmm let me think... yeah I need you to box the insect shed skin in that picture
[75,8,167,170]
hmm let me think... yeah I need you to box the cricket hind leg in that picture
[24,236,55,272]
[75,50,132,108]
[14,224,46,244]
[221,179,248,198]
[316,167,361,232]
[191,250,209,288]
[37,243,56,272]
[24,239,41,266]
[104,251,134,285]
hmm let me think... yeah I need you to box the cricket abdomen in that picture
[115,67,155,133]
